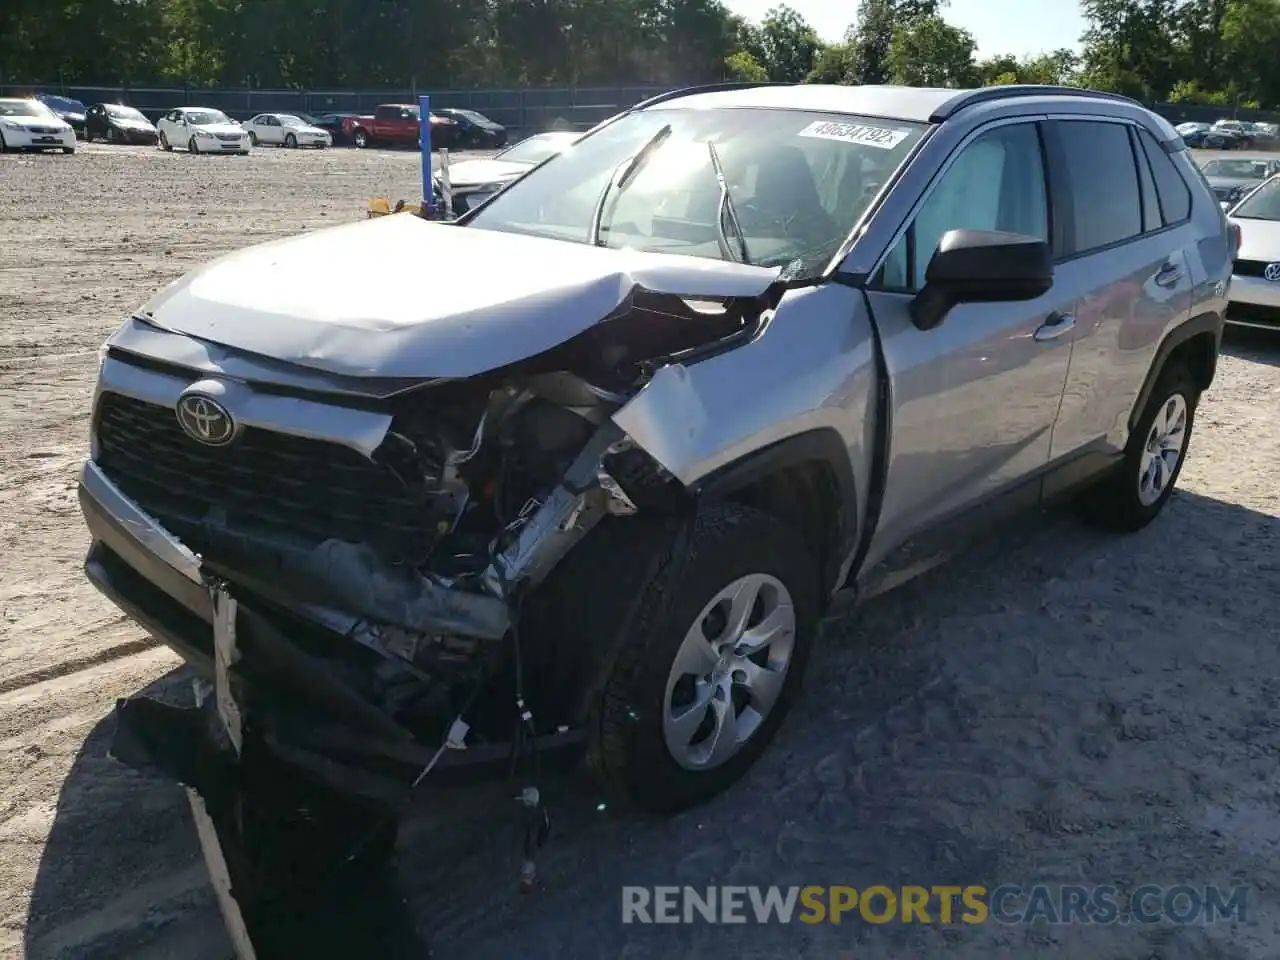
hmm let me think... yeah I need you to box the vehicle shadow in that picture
[25,488,1279,959]
[1222,324,1280,366]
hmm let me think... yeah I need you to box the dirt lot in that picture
[1,141,1278,960]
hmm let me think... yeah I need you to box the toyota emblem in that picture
[1265,262,1280,282]
[176,393,235,446]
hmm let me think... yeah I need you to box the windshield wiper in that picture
[588,124,672,247]
[707,141,749,264]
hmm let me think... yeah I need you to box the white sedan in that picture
[0,98,76,154]
[242,113,331,149]
[1226,173,1280,332]
[156,107,251,154]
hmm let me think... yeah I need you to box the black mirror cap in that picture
[911,228,1054,331]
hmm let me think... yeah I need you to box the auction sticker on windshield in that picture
[798,120,912,150]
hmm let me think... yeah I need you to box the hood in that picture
[139,214,782,380]
[285,124,328,136]
[191,122,245,136]
[20,115,70,130]
[442,158,531,188]
[1230,216,1280,260]
[115,118,156,131]
[1208,176,1263,189]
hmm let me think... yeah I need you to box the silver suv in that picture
[82,83,1228,921]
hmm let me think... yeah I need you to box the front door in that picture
[860,119,1077,571]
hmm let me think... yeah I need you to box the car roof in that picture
[640,83,1142,125]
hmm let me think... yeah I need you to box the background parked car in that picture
[434,108,508,148]
[1212,119,1257,148]
[156,107,251,154]
[242,113,331,148]
[343,104,460,149]
[307,111,361,145]
[1179,121,1241,149]
[35,94,87,138]
[434,131,580,214]
[85,103,158,145]
[1224,172,1280,331]
[1199,155,1280,206]
[0,98,76,153]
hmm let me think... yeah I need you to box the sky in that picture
[723,0,1088,59]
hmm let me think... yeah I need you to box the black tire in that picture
[62,146,74,155]
[587,502,819,814]
[1076,363,1199,532]
[188,136,199,154]
[0,131,7,153]
[285,132,297,148]
[106,126,117,144]
[160,131,172,152]
[248,131,258,146]
[353,128,369,148]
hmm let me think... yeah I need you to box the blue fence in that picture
[0,82,675,134]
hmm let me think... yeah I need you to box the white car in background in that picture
[434,131,581,214]
[1225,173,1280,332]
[242,113,331,149]
[156,107,251,154]
[0,98,76,154]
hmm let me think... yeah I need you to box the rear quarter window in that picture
[1137,130,1192,224]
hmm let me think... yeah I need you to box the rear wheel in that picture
[1077,363,1199,532]
[285,132,297,148]
[588,502,818,813]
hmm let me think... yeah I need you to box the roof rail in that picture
[630,81,795,112]
[930,85,1144,122]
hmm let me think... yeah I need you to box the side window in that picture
[1137,130,1192,224]
[879,122,1048,291]
[375,106,394,120]
[1058,121,1142,254]
[1131,129,1162,233]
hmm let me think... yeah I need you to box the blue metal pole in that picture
[418,94,433,215]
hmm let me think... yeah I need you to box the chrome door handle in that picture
[1155,262,1183,287]
[1034,312,1075,342]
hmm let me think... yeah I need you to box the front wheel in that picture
[285,133,297,148]
[248,131,258,146]
[159,132,172,151]
[588,502,818,813]
[188,136,200,154]
[353,128,369,148]
[1077,363,1199,532]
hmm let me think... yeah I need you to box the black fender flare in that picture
[690,427,859,597]
[1127,311,1223,432]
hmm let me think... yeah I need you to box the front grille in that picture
[216,133,242,142]
[1226,302,1280,328]
[95,393,436,564]
[1234,259,1276,278]
[28,125,58,134]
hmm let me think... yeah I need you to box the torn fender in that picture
[139,214,782,380]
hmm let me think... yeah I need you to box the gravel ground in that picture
[1,142,1278,960]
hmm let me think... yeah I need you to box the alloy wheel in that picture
[662,573,796,771]
[1138,393,1189,507]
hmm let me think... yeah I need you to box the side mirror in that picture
[910,228,1053,331]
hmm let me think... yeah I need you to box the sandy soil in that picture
[1,142,1278,960]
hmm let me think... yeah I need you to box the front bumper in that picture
[1,125,75,150]
[1227,273,1280,330]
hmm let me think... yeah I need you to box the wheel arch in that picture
[1127,311,1222,433]
[690,428,858,603]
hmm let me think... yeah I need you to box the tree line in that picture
[2,0,1278,109]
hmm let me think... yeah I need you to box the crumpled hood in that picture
[140,213,782,379]
[443,158,530,187]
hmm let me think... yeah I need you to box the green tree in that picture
[757,5,821,82]
[724,50,769,81]
[885,13,977,87]
[807,42,855,84]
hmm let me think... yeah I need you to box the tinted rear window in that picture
[1138,131,1192,224]
[1057,120,1142,254]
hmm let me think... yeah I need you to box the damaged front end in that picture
[88,275,781,955]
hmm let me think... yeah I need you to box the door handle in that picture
[1154,262,1183,287]
[1034,311,1075,342]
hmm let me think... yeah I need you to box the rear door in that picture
[860,118,1078,560]
[1042,118,1194,463]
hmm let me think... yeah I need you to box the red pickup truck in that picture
[343,103,459,149]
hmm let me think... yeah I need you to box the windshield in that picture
[468,108,926,279]
[0,99,54,118]
[498,133,577,165]
[451,109,492,124]
[185,110,231,125]
[40,95,84,112]
[105,105,146,121]
[1202,158,1271,178]
[1231,177,1280,219]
